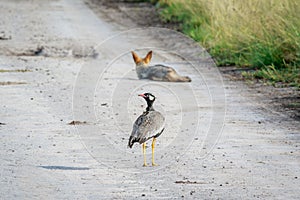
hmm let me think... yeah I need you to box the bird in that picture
[128,93,165,166]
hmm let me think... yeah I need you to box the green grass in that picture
[155,0,300,87]
[242,65,300,87]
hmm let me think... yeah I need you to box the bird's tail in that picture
[128,136,137,148]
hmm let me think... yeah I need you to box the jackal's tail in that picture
[177,76,192,82]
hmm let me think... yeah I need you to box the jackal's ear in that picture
[131,51,142,64]
[143,51,152,65]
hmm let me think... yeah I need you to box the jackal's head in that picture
[131,51,152,67]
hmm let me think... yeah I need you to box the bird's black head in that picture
[138,93,156,111]
[139,93,155,101]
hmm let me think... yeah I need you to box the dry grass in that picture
[0,69,31,73]
[0,81,27,85]
[158,0,300,86]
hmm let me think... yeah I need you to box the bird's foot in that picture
[152,163,158,167]
[143,163,148,167]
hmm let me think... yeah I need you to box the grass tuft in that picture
[242,65,299,87]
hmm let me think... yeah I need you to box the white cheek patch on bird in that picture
[148,96,154,101]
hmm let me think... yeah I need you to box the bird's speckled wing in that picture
[131,111,165,144]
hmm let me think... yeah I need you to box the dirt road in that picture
[0,0,299,199]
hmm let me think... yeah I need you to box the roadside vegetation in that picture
[152,0,299,87]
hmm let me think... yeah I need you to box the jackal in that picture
[132,51,191,82]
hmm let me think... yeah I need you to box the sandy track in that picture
[0,0,299,199]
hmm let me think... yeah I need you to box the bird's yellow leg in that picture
[152,138,157,166]
[142,143,147,167]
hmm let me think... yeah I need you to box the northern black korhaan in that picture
[128,93,165,166]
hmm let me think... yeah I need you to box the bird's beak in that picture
[138,94,146,98]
